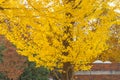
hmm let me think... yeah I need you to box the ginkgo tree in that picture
[0,0,120,80]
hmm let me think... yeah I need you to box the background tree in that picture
[0,73,9,80]
[0,36,27,80]
[98,25,120,62]
[19,62,50,80]
[0,0,120,80]
[0,38,6,63]
[0,35,50,80]
[0,36,9,80]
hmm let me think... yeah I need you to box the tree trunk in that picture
[61,62,73,80]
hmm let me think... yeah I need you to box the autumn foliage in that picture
[98,25,120,62]
[0,0,120,80]
[0,36,27,80]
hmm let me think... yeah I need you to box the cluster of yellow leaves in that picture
[98,25,120,62]
[0,0,120,71]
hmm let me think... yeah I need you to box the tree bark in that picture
[61,62,73,80]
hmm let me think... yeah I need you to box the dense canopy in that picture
[0,0,120,71]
